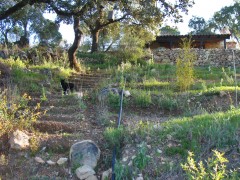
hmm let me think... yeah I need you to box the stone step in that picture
[35,106,82,114]
[33,121,80,133]
[39,113,83,122]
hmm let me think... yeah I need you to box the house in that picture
[149,34,231,49]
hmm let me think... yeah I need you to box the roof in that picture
[156,34,231,42]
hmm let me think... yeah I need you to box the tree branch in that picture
[0,0,50,20]
[99,13,129,29]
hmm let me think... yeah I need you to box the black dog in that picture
[60,79,74,95]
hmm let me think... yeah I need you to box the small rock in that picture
[123,90,131,97]
[57,157,68,165]
[47,160,56,165]
[122,156,128,162]
[35,157,45,164]
[167,134,172,140]
[75,165,95,180]
[131,155,136,160]
[9,130,30,150]
[128,160,132,166]
[157,149,162,154]
[101,168,112,180]
[147,145,151,149]
[136,173,144,180]
[220,91,227,97]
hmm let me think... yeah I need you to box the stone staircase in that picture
[28,71,110,133]
[68,71,110,92]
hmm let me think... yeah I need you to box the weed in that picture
[133,90,152,107]
[103,126,126,158]
[155,94,178,111]
[0,154,8,166]
[40,86,48,101]
[114,160,132,180]
[133,142,151,172]
[29,136,40,156]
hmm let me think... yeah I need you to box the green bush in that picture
[176,38,196,91]
[133,90,152,107]
[133,142,151,171]
[0,91,43,136]
[103,126,126,158]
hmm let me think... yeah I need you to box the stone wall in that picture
[152,49,240,67]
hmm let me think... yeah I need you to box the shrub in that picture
[0,90,43,137]
[103,126,126,158]
[133,142,151,171]
[133,90,152,107]
[181,150,238,180]
[176,38,196,91]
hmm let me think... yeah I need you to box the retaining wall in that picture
[152,49,240,67]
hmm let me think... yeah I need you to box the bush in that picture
[181,150,238,180]
[176,38,196,91]
[0,90,43,137]
[103,126,126,158]
[133,90,152,107]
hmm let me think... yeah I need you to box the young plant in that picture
[133,142,151,172]
[114,160,132,180]
[103,126,126,158]
[176,38,196,91]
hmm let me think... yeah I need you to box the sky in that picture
[53,0,235,44]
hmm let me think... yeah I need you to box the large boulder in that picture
[70,140,100,169]
[9,130,30,150]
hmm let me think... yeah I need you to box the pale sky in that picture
[55,0,235,43]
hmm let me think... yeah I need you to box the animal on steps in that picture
[60,79,74,95]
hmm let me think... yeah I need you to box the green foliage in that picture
[0,91,43,136]
[134,121,153,138]
[117,26,153,64]
[211,2,240,42]
[133,142,151,171]
[40,86,48,101]
[132,90,152,107]
[176,38,196,91]
[182,150,231,180]
[103,126,126,158]
[159,108,240,156]
[114,161,132,180]
[3,57,26,69]
[78,52,118,70]
[160,25,180,35]
[155,94,178,111]
[188,16,213,34]
[29,136,40,156]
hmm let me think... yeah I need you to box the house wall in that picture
[150,41,224,49]
[152,48,240,67]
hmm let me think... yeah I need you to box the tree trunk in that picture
[68,16,82,71]
[91,29,100,53]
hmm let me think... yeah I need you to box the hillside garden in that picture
[0,42,240,179]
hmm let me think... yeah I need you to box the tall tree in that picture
[160,25,180,35]
[0,0,195,70]
[83,0,195,52]
[210,2,240,42]
[188,16,213,34]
